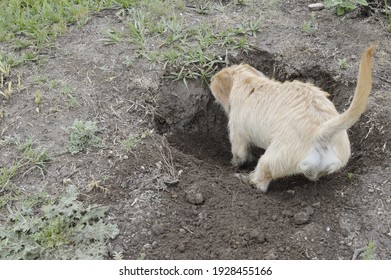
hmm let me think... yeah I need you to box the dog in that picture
[210,47,373,192]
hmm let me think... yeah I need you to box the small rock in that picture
[249,229,266,244]
[368,188,374,193]
[294,211,310,225]
[308,3,324,11]
[177,243,186,253]
[305,206,315,216]
[265,248,278,260]
[185,187,205,205]
[271,214,278,221]
[143,243,152,249]
[312,202,321,208]
[282,210,294,218]
[151,222,165,235]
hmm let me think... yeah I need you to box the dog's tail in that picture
[316,46,374,142]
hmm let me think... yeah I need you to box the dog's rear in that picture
[300,47,374,181]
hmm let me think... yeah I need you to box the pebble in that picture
[249,229,266,244]
[177,243,186,253]
[282,210,294,218]
[305,206,315,216]
[294,212,310,225]
[271,214,278,221]
[151,222,165,235]
[312,202,321,208]
[185,189,205,205]
[265,248,278,260]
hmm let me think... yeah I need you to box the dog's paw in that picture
[255,182,269,193]
[234,173,251,185]
[231,156,246,167]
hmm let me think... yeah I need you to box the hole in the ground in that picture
[154,48,365,167]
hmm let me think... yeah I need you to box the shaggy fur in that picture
[210,47,374,192]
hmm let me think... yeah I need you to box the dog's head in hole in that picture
[210,47,373,193]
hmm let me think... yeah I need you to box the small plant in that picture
[35,90,42,112]
[192,4,212,15]
[324,0,368,16]
[121,135,141,152]
[363,240,375,260]
[0,186,119,259]
[18,140,52,176]
[101,27,124,45]
[126,9,147,49]
[235,0,249,6]
[347,172,354,180]
[68,120,102,154]
[338,58,349,69]
[303,13,318,35]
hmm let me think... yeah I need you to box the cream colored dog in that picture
[210,47,373,192]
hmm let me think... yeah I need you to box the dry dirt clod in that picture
[282,210,294,218]
[151,222,165,235]
[305,206,315,216]
[249,229,266,244]
[265,248,278,260]
[177,242,186,253]
[185,186,205,205]
[294,212,310,225]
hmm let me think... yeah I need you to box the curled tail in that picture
[317,46,374,142]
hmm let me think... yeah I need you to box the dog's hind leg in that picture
[230,132,252,167]
[248,156,273,193]
[248,144,289,192]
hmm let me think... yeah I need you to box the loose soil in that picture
[1,1,391,259]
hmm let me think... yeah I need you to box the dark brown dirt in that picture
[1,1,391,260]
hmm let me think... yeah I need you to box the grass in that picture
[0,139,51,208]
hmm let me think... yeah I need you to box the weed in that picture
[0,185,119,259]
[126,9,147,49]
[303,13,318,35]
[363,240,375,260]
[68,120,103,154]
[35,91,42,112]
[235,0,250,6]
[149,138,182,190]
[121,135,141,152]
[0,163,20,192]
[0,81,13,100]
[18,139,52,177]
[86,178,109,194]
[191,4,213,15]
[324,0,368,16]
[101,27,124,45]
[338,58,349,69]
[113,251,124,260]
